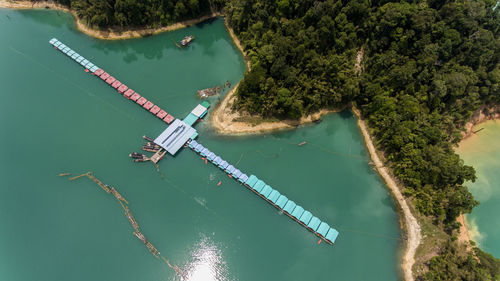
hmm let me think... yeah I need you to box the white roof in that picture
[191,104,207,117]
[154,119,197,155]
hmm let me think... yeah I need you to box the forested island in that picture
[10,0,500,280]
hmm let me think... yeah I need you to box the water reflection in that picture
[184,236,229,281]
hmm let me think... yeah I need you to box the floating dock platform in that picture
[187,139,339,244]
[50,37,338,245]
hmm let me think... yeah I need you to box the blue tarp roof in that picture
[232,169,242,178]
[325,228,339,243]
[253,180,265,192]
[291,205,304,219]
[239,174,248,183]
[245,175,258,187]
[225,165,235,174]
[267,190,280,203]
[299,211,313,225]
[307,217,321,231]
[260,185,273,197]
[283,200,296,214]
[212,156,222,165]
[219,161,229,169]
[317,222,330,237]
[207,152,216,160]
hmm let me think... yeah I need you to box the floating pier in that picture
[187,139,340,245]
[49,38,175,125]
[50,37,339,246]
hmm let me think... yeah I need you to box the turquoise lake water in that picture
[457,121,500,258]
[0,9,400,281]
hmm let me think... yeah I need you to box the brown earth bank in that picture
[0,0,221,40]
[461,105,500,139]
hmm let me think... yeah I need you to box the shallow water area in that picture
[457,120,500,257]
[0,8,400,281]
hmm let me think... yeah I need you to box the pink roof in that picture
[100,72,110,80]
[149,105,161,114]
[94,69,105,76]
[143,101,154,110]
[156,110,167,119]
[163,114,174,124]
[118,84,128,93]
[111,80,122,89]
[136,97,147,105]
[130,93,141,101]
[106,76,116,84]
[123,89,134,98]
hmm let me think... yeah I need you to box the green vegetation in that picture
[46,0,225,28]
[29,0,500,278]
[225,0,500,279]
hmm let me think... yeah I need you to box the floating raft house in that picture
[187,139,339,245]
[49,38,174,125]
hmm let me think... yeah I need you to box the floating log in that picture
[59,173,71,177]
[298,141,307,146]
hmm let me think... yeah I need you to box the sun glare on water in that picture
[183,236,229,281]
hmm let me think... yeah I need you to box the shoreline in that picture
[0,0,221,40]
[352,107,421,281]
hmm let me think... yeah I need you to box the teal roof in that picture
[245,175,258,187]
[275,195,288,209]
[260,185,273,197]
[307,217,321,231]
[201,101,210,108]
[267,190,280,203]
[283,200,296,214]
[299,211,312,225]
[291,206,304,219]
[183,113,198,126]
[317,222,330,237]
[253,180,265,192]
[325,228,339,243]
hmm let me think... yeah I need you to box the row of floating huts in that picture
[187,139,339,245]
[49,38,175,124]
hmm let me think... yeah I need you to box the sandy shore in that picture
[0,0,220,40]
[352,107,421,281]
[210,84,339,135]
[457,214,473,247]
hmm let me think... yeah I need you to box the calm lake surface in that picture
[0,9,400,281]
[457,121,500,258]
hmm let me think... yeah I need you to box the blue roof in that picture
[267,190,281,203]
[200,148,209,156]
[71,54,79,59]
[85,62,95,69]
[67,50,75,56]
[62,47,70,53]
[291,205,304,219]
[239,174,248,183]
[299,211,313,225]
[59,44,67,49]
[194,144,203,152]
[207,152,216,161]
[90,66,99,73]
[183,113,198,126]
[317,222,330,237]
[325,228,339,244]
[245,175,258,187]
[307,217,321,231]
[283,200,296,214]
[275,195,288,209]
[219,161,229,169]
[212,156,222,165]
[188,140,198,148]
[54,41,62,47]
[253,180,265,192]
[76,57,84,63]
[232,169,242,178]
[80,59,89,66]
[49,38,57,44]
[225,165,235,174]
[260,185,273,197]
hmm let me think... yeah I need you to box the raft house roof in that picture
[275,195,288,209]
[153,119,196,155]
[253,180,265,192]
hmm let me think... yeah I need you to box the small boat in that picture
[143,135,153,142]
[180,35,194,47]
[298,141,307,146]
